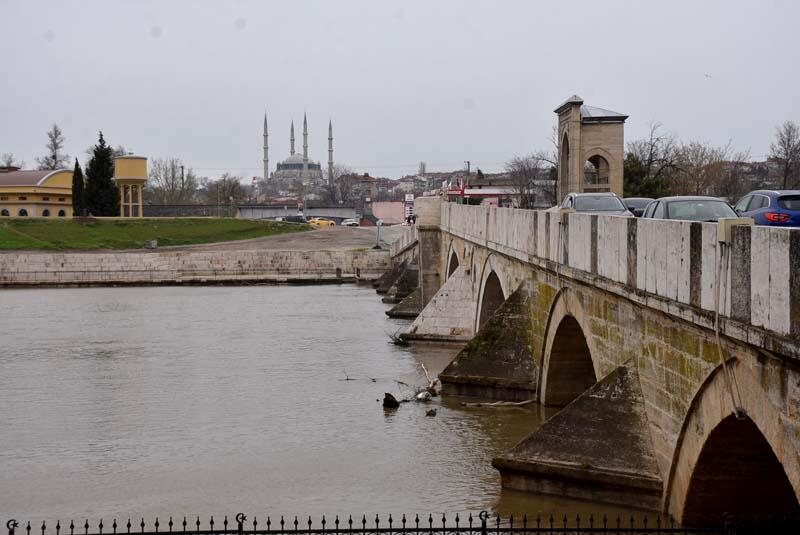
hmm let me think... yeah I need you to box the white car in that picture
[340,218,359,227]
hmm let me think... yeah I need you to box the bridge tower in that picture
[554,95,627,201]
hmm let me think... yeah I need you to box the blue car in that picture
[733,190,800,227]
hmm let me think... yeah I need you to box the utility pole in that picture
[465,161,471,174]
[180,165,185,189]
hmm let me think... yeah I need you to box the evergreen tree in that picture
[84,131,119,216]
[36,123,70,170]
[71,158,85,216]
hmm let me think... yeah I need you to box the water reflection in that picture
[0,285,650,521]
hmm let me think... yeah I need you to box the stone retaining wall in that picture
[0,249,389,286]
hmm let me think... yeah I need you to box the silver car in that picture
[559,192,633,216]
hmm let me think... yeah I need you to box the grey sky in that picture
[2,0,799,179]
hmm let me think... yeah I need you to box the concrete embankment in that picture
[0,248,389,287]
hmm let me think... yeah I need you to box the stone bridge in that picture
[385,196,800,523]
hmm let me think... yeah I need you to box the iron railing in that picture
[6,512,798,535]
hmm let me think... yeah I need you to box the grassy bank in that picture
[0,218,309,250]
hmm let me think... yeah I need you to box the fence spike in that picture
[155,518,159,534]
[414,514,419,529]
[56,521,61,535]
[253,517,258,532]
[521,513,526,530]
[643,514,648,530]
[588,514,593,529]
[575,514,580,529]
[86,520,90,535]
[222,517,227,534]
[98,520,103,535]
[320,517,325,532]
[308,518,312,531]
[629,514,634,530]
[26,522,31,535]
[602,514,607,529]
[467,513,472,529]
[69,521,75,535]
[427,515,432,529]
[494,514,499,530]
[387,515,392,529]
[113,520,118,535]
[140,518,144,534]
[615,513,621,529]
[41,521,46,535]
[374,515,379,529]
[562,514,567,529]
[195,517,200,534]
[441,514,446,528]
[210,516,215,534]
[548,513,553,529]
[126,519,131,535]
[454,514,459,529]
[536,513,541,529]
[508,514,513,529]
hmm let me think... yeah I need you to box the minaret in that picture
[264,113,269,180]
[290,121,295,155]
[302,113,309,163]
[328,119,334,187]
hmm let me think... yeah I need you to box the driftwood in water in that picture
[460,399,535,408]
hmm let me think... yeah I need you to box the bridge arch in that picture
[475,254,508,331]
[539,289,600,406]
[665,357,800,523]
[446,242,460,280]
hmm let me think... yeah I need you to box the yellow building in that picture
[0,166,73,218]
[113,155,147,218]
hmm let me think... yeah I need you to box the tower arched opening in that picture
[477,271,504,330]
[559,133,570,199]
[584,154,610,190]
[682,414,800,524]
[542,315,596,406]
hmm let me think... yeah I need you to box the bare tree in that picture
[199,173,244,205]
[672,140,731,196]
[321,164,356,204]
[627,122,680,181]
[770,120,800,189]
[36,123,69,170]
[1,153,24,168]
[147,157,198,204]
[506,154,548,209]
[713,150,752,201]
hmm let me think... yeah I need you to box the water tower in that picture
[113,155,148,217]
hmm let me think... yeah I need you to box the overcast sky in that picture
[2,0,799,179]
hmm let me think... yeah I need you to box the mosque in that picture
[263,113,333,187]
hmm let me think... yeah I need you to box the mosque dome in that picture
[283,153,305,164]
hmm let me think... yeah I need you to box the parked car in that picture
[641,196,738,222]
[277,215,308,223]
[340,218,360,227]
[308,217,335,228]
[733,190,800,227]
[623,197,654,217]
[560,192,633,216]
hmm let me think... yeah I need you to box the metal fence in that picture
[6,512,798,535]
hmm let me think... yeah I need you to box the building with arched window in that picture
[0,166,73,218]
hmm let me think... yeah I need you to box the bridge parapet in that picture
[440,202,800,357]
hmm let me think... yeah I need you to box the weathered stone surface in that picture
[492,366,663,511]
[386,287,422,318]
[400,265,474,343]
[440,282,538,401]
[375,260,407,294]
[381,263,418,304]
[0,249,389,286]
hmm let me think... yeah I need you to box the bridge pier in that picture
[493,366,663,511]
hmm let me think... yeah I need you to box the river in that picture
[0,284,645,521]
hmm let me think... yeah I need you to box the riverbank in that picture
[0,226,395,287]
[0,218,307,250]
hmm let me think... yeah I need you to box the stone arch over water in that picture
[539,289,600,406]
[446,242,460,280]
[666,357,800,523]
[475,254,508,331]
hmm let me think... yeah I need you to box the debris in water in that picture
[383,392,400,408]
[426,408,437,417]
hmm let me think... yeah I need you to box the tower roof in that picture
[580,105,628,123]
[554,94,584,113]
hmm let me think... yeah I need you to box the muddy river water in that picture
[0,284,646,521]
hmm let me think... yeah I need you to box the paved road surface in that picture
[166,225,404,252]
